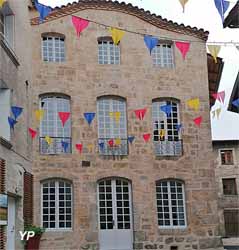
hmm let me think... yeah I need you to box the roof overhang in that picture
[224,1,239,28]
[228,72,239,113]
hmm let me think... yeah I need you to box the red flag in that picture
[58,112,70,127]
[72,16,89,37]
[76,144,83,153]
[134,108,147,120]
[143,133,151,142]
[28,128,37,139]
[193,116,202,127]
[212,91,225,104]
[175,41,190,60]
[108,139,114,147]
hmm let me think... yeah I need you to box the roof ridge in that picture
[30,0,209,41]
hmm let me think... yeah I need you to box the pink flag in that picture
[58,112,70,127]
[28,128,37,139]
[76,144,83,153]
[193,116,202,127]
[143,133,151,142]
[175,41,190,60]
[134,108,147,120]
[72,16,89,37]
[212,91,225,104]
[108,139,114,147]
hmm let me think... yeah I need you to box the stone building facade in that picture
[213,140,239,249]
[30,1,224,249]
[0,0,33,249]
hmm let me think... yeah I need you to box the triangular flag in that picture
[115,112,121,123]
[35,0,52,23]
[212,110,216,119]
[35,109,44,121]
[87,144,94,152]
[160,129,165,139]
[28,128,37,139]
[109,112,114,118]
[232,98,239,108]
[109,28,125,45]
[72,16,89,37]
[134,108,147,120]
[216,108,221,119]
[193,116,202,127]
[143,133,151,142]
[144,35,158,55]
[128,136,135,144]
[179,0,189,12]
[175,124,183,132]
[98,142,104,150]
[108,139,114,147]
[160,104,172,117]
[208,45,221,63]
[11,106,23,120]
[58,112,70,127]
[214,0,230,23]
[61,141,69,153]
[175,41,190,60]
[115,138,121,146]
[212,91,225,104]
[45,136,52,145]
[76,143,83,153]
[187,98,200,111]
[84,112,95,125]
[0,0,6,8]
[8,117,17,130]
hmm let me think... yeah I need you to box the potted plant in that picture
[23,225,45,250]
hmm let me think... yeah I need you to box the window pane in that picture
[98,40,120,65]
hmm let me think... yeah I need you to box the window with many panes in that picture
[222,178,237,195]
[40,94,71,154]
[151,42,174,68]
[41,179,72,230]
[156,180,186,228]
[98,37,120,65]
[42,35,65,62]
[97,96,127,155]
[220,149,234,165]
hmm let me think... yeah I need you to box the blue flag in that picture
[11,106,23,120]
[232,98,239,108]
[61,141,69,153]
[175,124,183,132]
[8,117,17,130]
[160,104,172,117]
[98,142,104,150]
[84,112,96,125]
[144,35,158,55]
[128,136,135,144]
[214,0,230,23]
[35,0,52,22]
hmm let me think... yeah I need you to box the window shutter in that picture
[23,172,33,227]
[0,159,6,249]
[0,89,11,141]
[4,15,14,49]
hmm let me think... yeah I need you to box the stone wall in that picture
[30,6,223,250]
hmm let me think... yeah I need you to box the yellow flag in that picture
[208,45,221,63]
[160,129,165,139]
[115,138,121,146]
[35,109,44,121]
[187,98,200,111]
[0,0,6,8]
[109,112,114,118]
[114,112,121,123]
[179,0,189,12]
[216,108,221,119]
[109,28,125,45]
[87,144,94,152]
[45,136,52,145]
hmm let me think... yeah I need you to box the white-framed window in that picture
[97,96,127,155]
[151,42,174,68]
[98,38,120,65]
[42,36,65,62]
[41,179,72,230]
[156,180,186,228]
[40,94,71,154]
[219,149,234,165]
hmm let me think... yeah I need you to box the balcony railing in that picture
[98,138,128,156]
[39,137,72,154]
[154,140,183,156]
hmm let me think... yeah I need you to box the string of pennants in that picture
[8,91,239,153]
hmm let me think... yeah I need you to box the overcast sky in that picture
[39,0,239,140]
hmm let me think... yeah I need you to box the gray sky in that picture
[40,0,239,140]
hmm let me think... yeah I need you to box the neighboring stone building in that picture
[213,141,239,249]
[0,0,33,249]
[29,1,224,249]
[228,72,239,114]
[224,1,239,28]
